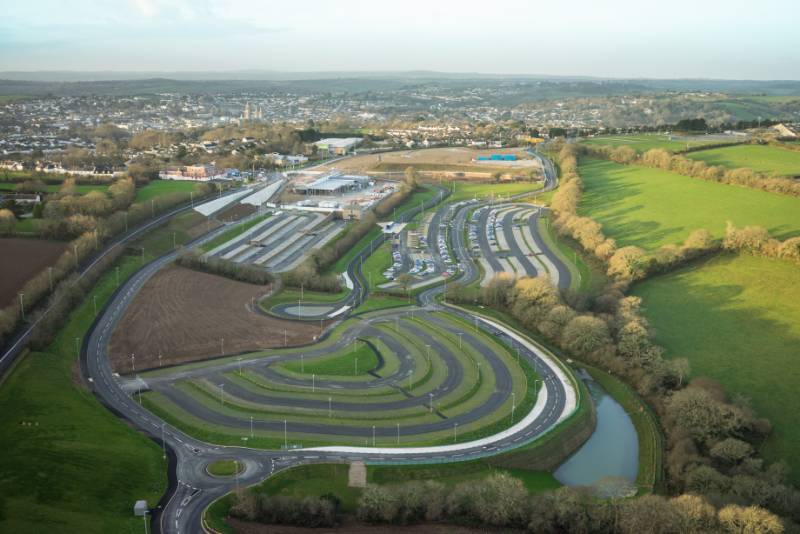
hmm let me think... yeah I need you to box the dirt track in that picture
[0,237,66,307]
[109,266,329,371]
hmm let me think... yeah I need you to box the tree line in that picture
[228,472,786,533]
[458,144,800,527]
[176,250,274,286]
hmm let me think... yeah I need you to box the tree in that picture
[561,315,611,357]
[607,246,647,279]
[710,438,754,465]
[718,504,784,534]
[0,208,15,234]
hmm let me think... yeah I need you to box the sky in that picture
[1,0,798,79]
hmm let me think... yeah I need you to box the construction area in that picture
[315,147,542,179]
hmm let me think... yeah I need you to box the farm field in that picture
[0,237,66,307]
[108,265,328,371]
[318,147,539,177]
[634,254,800,483]
[134,179,202,202]
[0,252,166,534]
[686,144,800,176]
[578,158,800,250]
[580,134,733,153]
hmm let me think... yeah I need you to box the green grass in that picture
[449,180,543,203]
[260,287,348,311]
[199,214,270,253]
[390,186,440,220]
[278,341,380,376]
[134,180,203,202]
[354,294,410,313]
[361,241,393,288]
[0,254,167,533]
[686,144,800,176]
[207,459,243,477]
[584,366,662,492]
[328,226,382,274]
[581,134,725,153]
[578,158,800,250]
[538,215,603,293]
[634,253,800,483]
[136,210,209,257]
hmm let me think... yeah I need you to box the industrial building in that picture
[293,172,371,195]
[314,137,363,155]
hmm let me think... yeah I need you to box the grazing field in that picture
[686,144,800,176]
[134,179,202,202]
[0,253,166,534]
[580,134,733,153]
[319,147,539,177]
[109,266,328,371]
[0,238,66,307]
[634,254,800,483]
[578,158,800,250]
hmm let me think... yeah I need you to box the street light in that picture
[219,383,225,405]
[130,353,135,372]
[18,292,24,320]
[250,416,254,439]
[454,422,458,442]
[429,393,434,413]
[328,397,332,418]
[372,425,376,446]
[457,332,463,349]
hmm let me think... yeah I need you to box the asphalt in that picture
[78,150,580,534]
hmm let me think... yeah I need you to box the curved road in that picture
[81,150,577,533]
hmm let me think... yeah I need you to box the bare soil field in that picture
[319,147,540,179]
[109,266,329,371]
[0,237,66,307]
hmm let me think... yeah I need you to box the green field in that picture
[578,158,800,250]
[361,241,393,288]
[686,144,800,176]
[0,254,166,533]
[634,254,800,483]
[134,180,202,202]
[278,341,380,376]
[581,134,726,153]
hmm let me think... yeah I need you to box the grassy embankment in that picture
[578,158,800,250]
[0,219,206,532]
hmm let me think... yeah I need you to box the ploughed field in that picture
[109,266,328,370]
[577,158,800,250]
[634,254,800,483]
[0,237,66,307]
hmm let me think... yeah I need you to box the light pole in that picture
[511,392,516,423]
[250,416,254,439]
[284,329,287,347]
[454,422,458,442]
[328,397,332,418]
[220,337,224,356]
[158,352,162,367]
[130,353,135,372]
[312,373,315,393]
[429,393,434,413]
[18,292,24,320]
[219,383,224,406]
[457,332,463,349]
[284,420,287,449]
[161,423,166,459]
[237,357,243,375]
[425,344,431,362]
[396,423,400,444]
[300,354,304,373]
[372,425,376,446]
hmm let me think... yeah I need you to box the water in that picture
[554,379,639,490]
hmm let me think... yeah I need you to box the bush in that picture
[176,250,274,285]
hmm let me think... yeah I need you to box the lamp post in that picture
[219,383,225,406]
[18,292,24,320]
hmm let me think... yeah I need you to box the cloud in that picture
[132,0,158,17]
